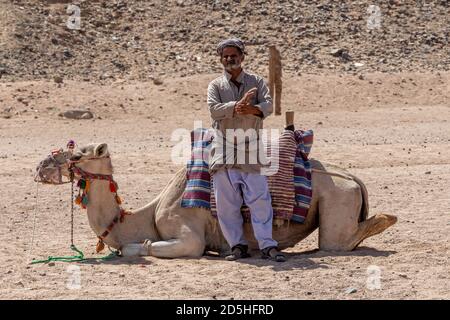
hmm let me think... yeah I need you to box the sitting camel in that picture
[35,134,397,258]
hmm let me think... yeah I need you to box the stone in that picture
[330,48,344,56]
[330,48,352,62]
[0,67,7,76]
[63,49,73,59]
[59,110,94,120]
[345,287,357,294]
[54,76,64,84]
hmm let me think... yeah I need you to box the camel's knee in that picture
[181,236,205,257]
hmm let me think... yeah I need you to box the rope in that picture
[30,168,120,265]
[30,245,119,264]
[29,182,40,260]
[71,176,74,246]
[31,245,84,264]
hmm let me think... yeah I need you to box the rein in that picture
[69,161,130,253]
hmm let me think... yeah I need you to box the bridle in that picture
[68,157,130,253]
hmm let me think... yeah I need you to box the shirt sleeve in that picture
[254,77,273,119]
[207,81,236,120]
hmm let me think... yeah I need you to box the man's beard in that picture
[224,61,241,72]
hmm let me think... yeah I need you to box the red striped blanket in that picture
[181,128,313,223]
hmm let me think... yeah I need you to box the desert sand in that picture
[0,71,449,299]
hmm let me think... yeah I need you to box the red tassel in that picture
[109,181,117,193]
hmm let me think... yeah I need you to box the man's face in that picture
[221,46,244,72]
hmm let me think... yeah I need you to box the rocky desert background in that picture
[0,0,449,300]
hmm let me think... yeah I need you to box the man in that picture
[207,38,286,262]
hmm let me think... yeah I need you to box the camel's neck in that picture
[85,180,119,238]
[84,178,159,249]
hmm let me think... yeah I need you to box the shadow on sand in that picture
[201,246,397,271]
[40,246,396,270]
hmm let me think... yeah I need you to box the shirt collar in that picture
[224,69,245,84]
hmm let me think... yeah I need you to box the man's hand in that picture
[234,87,262,117]
[235,103,263,116]
[242,87,257,104]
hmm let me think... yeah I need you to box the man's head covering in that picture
[216,38,246,56]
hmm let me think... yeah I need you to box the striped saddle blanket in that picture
[180,128,314,223]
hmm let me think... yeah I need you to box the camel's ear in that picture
[94,143,108,157]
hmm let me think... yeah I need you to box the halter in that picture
[69,159,130,253]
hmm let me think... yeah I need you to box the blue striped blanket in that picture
[181,128,314,223]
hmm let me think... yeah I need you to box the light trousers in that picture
[213,168,277,250]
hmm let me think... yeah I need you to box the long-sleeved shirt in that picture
[207,69,273,174]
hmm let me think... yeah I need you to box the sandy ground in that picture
[0,71,449,299]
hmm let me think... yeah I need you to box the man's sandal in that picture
[225,244,251,261]
[261,246,287,262]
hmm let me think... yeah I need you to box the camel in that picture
[35,128,397,259]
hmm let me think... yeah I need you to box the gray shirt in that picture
[207,70,273,174]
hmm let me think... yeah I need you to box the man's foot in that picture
[225,244,250,261]
[261,246,286,262]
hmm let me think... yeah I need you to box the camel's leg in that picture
[120,234,205,258]
[318,186,361,251]
[346,213,397,250]
[148,236,205,258]
[318,181,396,251]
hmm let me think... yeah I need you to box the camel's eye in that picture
[80,147,87,154]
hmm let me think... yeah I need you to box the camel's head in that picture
[35,143,112,184]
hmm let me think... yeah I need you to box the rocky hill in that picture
[0,0,449,82]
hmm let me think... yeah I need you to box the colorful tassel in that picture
[96,239,105,253]
[82,194,89,206]
[77,179,87,190]
[85,180,90,192]
[115,195,122,205]
[75,195,82,205]
[109,181,117,193]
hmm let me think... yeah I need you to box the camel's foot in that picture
[120,239,153,257]
[349,213,397,250]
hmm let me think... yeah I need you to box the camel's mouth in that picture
[35,149,72,185]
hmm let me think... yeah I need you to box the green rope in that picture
[30,245,119,264]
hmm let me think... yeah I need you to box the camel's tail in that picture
[347,174,369,222]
